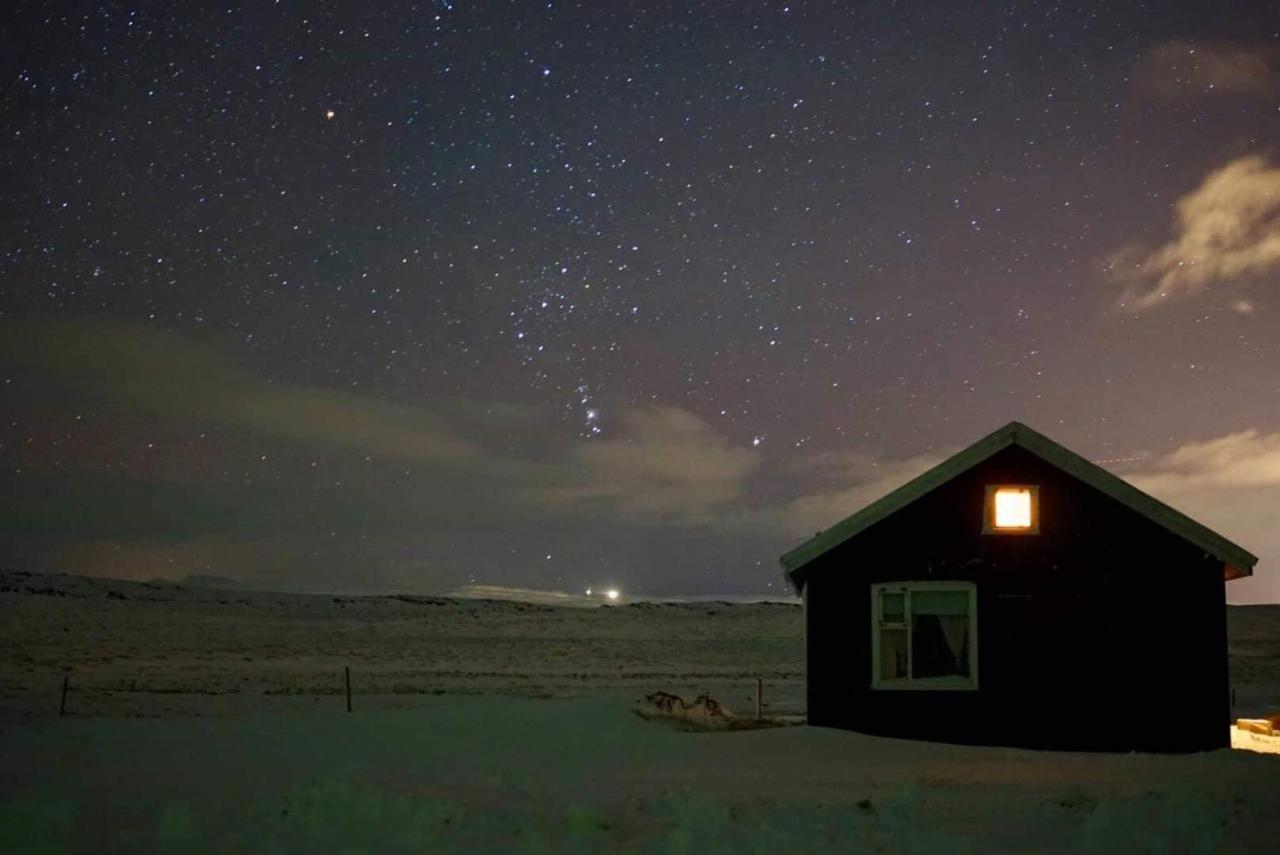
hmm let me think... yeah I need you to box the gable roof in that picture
[781,421,1257,590]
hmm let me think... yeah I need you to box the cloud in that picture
[1107,155,1280,309]
[1126,430,1280,493]
[774,449,947,537]
[53,536,460,593]
[1122,430,1280,601]
[1,319,772,590]
[1133,41,1278,100]
[2,317,482,465]
[525,405,761,525]
[54,535,304,584]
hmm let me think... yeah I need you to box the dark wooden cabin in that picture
[781,421,1257,753]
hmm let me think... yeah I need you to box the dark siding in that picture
[803,444,1231,752]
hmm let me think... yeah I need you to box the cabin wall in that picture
[803,445,1231,752]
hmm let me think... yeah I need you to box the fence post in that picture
[345,666,352,713]
[755,677,763,720]
[59,675,69,717]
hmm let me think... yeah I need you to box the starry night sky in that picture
[3,1,1280,600]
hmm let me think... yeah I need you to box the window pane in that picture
[881,591,906,624]
[912,590,969,616]
[880,628,909,679]
[994,487,1032,528]
[911,613,970,678]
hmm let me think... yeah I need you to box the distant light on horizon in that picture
[605,588,620,601]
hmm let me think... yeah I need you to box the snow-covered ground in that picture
[4,693,1280,853]
[0,571,806,720]
[2,570,1280,852]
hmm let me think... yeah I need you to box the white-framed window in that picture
[982,484,1040,534]
[871,581,978,690]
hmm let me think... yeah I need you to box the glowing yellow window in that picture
[983,485,1039,534]
[995,488,1032,527]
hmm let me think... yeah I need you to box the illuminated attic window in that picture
[983,485,1039,534]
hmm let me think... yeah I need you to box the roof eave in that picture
[1226,563,1252,581]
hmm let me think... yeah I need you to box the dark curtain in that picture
[911,614,969,678]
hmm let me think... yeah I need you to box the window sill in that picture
[871,677,978,691]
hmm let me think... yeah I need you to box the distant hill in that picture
[443,584,599,607]
[180,574,250,591]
